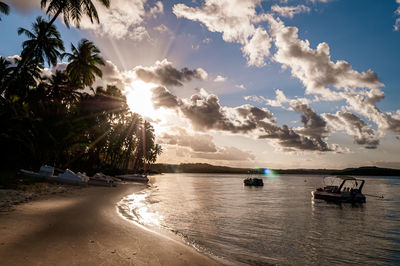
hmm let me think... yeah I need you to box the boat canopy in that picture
[323,175,365,192]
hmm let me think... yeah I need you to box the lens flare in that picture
[263,168,278,179]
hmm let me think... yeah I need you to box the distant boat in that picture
[243,170,264,186]
[115,174,149,183]
[20,166,89,186]
[243,177,264,186]
[89,173,116,187]
[312,176,366,203]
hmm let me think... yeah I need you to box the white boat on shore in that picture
[20,165,55,180]
[20,166,89,186]
[89,173,116,187]
[115,174,149,183]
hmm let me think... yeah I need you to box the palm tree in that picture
[0,57,11,88]
[0,1,10,21]
[40,0,110,28]
[47,70,81,103]
[63,39,104,88]
[18,16,65,67]
[1,16,65,96]
[4,58,43,99]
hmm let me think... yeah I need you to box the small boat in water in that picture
[312,176,366,203]
[115,173,149,183]
[243,170,264,186]
[244,177,264,186]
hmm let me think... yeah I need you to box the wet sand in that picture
[0,184,221,266]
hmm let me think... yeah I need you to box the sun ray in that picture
[125,80,159,120]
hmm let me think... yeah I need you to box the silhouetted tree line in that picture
[0,1,162,175]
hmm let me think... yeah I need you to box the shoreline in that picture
[0,183,221,265]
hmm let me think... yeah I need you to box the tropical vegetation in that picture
[0,1,162,180]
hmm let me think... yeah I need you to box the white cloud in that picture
[173,0,271,67]
[241,26,271,67]
[236,84,247,90]
[394,0,400,31]
[148,1,163,18]
[202,37,212,44]
[266,17,400,141]
[214,75,227,82]
[79,0,163,40]
[153,24,170,33]
[271,4,310,19]
[268,17,383,96]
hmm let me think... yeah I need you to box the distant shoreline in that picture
[151,163,400,176]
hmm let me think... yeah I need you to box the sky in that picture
[1,0,400,169]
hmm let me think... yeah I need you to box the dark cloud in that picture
[153,89,337,152]
[134,59,207,87]
[291,101,329,138]
[324,111,380,149]
[179,95,272,133]
[256,102,335,152]
[259,122,334,152]
[151,86,179,108]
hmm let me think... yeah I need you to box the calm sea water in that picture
[117,174,400,265]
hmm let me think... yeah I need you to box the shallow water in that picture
[118,174,400,265]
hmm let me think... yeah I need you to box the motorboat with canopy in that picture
[312,176,366,203]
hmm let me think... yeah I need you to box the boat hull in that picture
[243,178,264,186]
[20,170,50,180]
[312,191,366,203]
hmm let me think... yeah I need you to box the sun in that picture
[125,80,158,119]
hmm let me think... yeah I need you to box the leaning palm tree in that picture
[41,0,110,28]
[18,16,65,67]
[63,39,104,88]
[0,1,10,21]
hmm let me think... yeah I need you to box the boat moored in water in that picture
[243,170,264,186]
[312,176,366,203]
[243,177,264,186]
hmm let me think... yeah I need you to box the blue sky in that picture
[2,0,400,169]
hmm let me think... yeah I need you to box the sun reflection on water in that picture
[117,190,162,227]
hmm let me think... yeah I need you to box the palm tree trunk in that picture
[48,5,64,28]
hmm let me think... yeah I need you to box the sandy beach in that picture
[0,183,221,266]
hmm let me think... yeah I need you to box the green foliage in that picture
[0,17,162,177]
[63,39,104,88]
[0,1,9,21]
[18,16,65,67]
[41,0,110,27]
